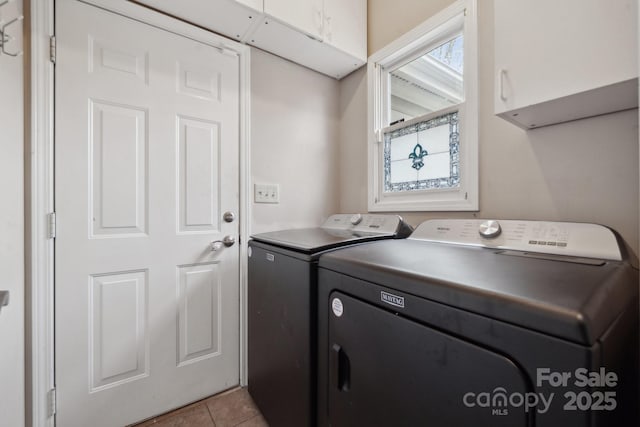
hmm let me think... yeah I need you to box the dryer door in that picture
[327,291,532,427]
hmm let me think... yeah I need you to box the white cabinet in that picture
[134,0,366,79]
[494,0,638,129]
[236,0,263,12]
[255,0,366,78]
[134,0,262,43]
[250,0,366,78]
[262,0,366,60]
[323,0,366,60]
[264,0,323,39]
[249,14,363,78]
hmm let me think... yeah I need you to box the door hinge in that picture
[49,36,56,64]
[47,388,56,417]
[48,212,56,239]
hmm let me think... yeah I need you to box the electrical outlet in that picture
[254,183,280,204]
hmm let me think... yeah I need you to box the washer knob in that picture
[479,220,502,238]
[350,213,363,225]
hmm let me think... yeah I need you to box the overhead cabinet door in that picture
[264,0,323,38]
[494,0,638,128]
[322,0,366,60]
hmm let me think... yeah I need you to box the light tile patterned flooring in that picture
[133,387,268,427]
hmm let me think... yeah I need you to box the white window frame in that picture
[367,0,478,212]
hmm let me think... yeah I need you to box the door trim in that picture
[28,1,55,425]
[28,1,252,425]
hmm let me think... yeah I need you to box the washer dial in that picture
[350,213,363,225]
[479,220,502,238]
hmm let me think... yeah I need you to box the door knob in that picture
[223,211,236,223]
[210,235,235,251]
[222,235,235,246]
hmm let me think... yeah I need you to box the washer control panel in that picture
[322,214,406,235]
[410,219,622,261]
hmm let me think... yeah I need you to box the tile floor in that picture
[132,387,268,427]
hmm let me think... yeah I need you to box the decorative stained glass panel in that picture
[383,111,459,192]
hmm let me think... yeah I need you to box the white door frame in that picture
[28,1,252,425]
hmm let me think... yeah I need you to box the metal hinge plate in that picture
[48,212,56,239]
[49,36,56,64]
[47,388,56,416]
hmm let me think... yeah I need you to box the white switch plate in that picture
[254,183,280,204]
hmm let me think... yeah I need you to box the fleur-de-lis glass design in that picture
[408,143,428,170]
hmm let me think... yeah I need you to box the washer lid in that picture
[251,227,395,253]
[250,214,412,253]
[319,239,638,345]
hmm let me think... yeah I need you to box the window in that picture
[368,0,478,211]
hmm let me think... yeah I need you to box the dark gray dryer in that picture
[248,214,412,427]
[317,219,639,427]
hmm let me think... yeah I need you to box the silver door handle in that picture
[210,236,235,251]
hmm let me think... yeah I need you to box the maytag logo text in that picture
[381,291,405,308]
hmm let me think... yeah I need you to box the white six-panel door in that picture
[55,1,240,425]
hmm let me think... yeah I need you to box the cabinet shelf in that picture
[497,78,638,130]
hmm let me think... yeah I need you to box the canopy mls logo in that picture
[381,291,405,308]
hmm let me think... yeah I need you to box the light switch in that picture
[254,183,280,204]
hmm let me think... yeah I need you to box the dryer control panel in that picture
[410,219,622,261]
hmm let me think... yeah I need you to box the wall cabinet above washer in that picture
[263,0,366,62]
[264,0,323,40]
[494,0,638,129]
[132,0,366,79]
[322,0,367,61]
[249,14,364,79]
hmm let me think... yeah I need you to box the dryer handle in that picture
[330,343,350,392]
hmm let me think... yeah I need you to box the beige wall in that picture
[368,0,454,55]
[251,48,341,234]
[0,0,25,425]
[338,67,369,213]
[340,0,639,261]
